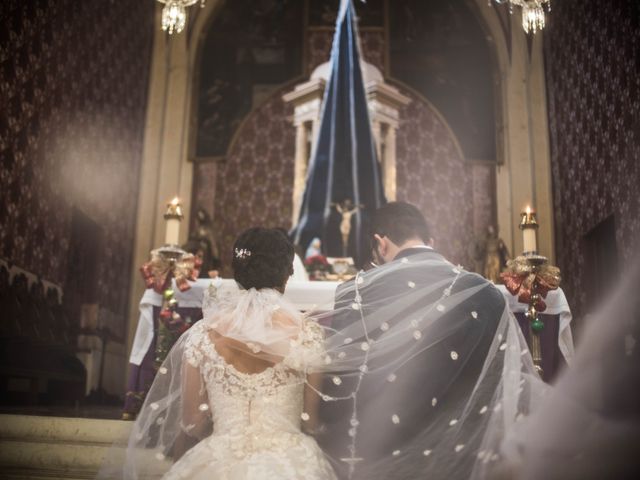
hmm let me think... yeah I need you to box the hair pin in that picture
[235,248,252,259]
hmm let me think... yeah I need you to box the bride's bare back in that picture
[211,332,277,374]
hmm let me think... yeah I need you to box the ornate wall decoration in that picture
[213,87,297,274]
[194,0,304,158]
[545,0,640,320]
[0,0,154,336]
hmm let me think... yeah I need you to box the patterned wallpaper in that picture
[395,96,477,267]
[214,85,297,273]
[545,0,640,320]
[0,0,154,336]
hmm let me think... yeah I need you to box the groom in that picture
[319,202,506,479]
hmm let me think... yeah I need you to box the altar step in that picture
[0,414,131,480]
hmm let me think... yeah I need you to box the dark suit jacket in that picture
[318,248,506,479]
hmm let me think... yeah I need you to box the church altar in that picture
[129,278,574,366]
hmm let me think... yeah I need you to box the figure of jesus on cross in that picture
[332,198,362,257]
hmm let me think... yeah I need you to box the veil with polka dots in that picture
[99,252,547,479]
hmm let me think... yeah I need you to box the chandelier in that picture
[157,0,206,35]
[492,0,551,34]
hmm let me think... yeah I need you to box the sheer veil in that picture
[99,252,547,479]
[499,259,640,479]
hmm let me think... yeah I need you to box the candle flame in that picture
[525,205,532,215]
[170,197,180,205]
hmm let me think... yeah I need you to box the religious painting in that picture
[195,0,304,158]
[389,0,497,162]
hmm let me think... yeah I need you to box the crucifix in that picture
[332,199,362,257]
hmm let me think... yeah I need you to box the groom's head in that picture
[370,202,432,264]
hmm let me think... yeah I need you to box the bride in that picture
[102,225,544,479]
[118,227,337,479]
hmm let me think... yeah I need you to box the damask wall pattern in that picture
[395,97,476,268]
[545,0,640,320]
[214,87,297,274]
[0,0,154,335]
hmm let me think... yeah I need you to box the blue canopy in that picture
[292,0,386,267]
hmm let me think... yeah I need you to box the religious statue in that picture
[193,207,221,260]
[305,237,322,259]
[332,198,362,256]
[470,225,510,283]
[186,207,222,277]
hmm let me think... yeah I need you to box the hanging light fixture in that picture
[157,0,206,35]
[491,0,551,34]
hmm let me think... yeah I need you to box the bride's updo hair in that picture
[232,227,294,290]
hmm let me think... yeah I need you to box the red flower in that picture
[304,255,329,266]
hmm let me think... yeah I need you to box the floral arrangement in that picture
[304,254,330,280]
[305,254,329,270]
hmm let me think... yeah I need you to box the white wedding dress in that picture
[162,320,337,480]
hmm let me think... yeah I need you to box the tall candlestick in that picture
[519,205,538,255]
[164,197,183,246]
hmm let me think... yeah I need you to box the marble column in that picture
[473,0,555,261]
[292,123,309,224]
[384,126,397,201]
[371,120,382,160]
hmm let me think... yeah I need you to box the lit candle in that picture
[519,205,538,254]
[164,197,183,246]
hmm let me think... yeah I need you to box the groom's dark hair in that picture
[232,227,294,290]
[371,202,431,246]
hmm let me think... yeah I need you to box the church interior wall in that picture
[0,0,155,343]
[394,93,476,267]
[2,0,634,429]
[212,84,297,274]
[544,0,640,322]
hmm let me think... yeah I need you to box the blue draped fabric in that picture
[292,0,386,267]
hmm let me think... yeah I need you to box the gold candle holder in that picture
[524,255,548,379]
[520,206,546,378]
[502,205,561,380]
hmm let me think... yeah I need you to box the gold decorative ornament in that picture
[157,0,206,35]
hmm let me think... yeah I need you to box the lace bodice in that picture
[182,319,324,446]
[160,319,336,480]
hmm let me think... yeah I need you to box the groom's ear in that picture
[373,234,386,256]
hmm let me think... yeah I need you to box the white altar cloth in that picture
[496,285,574,364]
[129,278,573,365]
